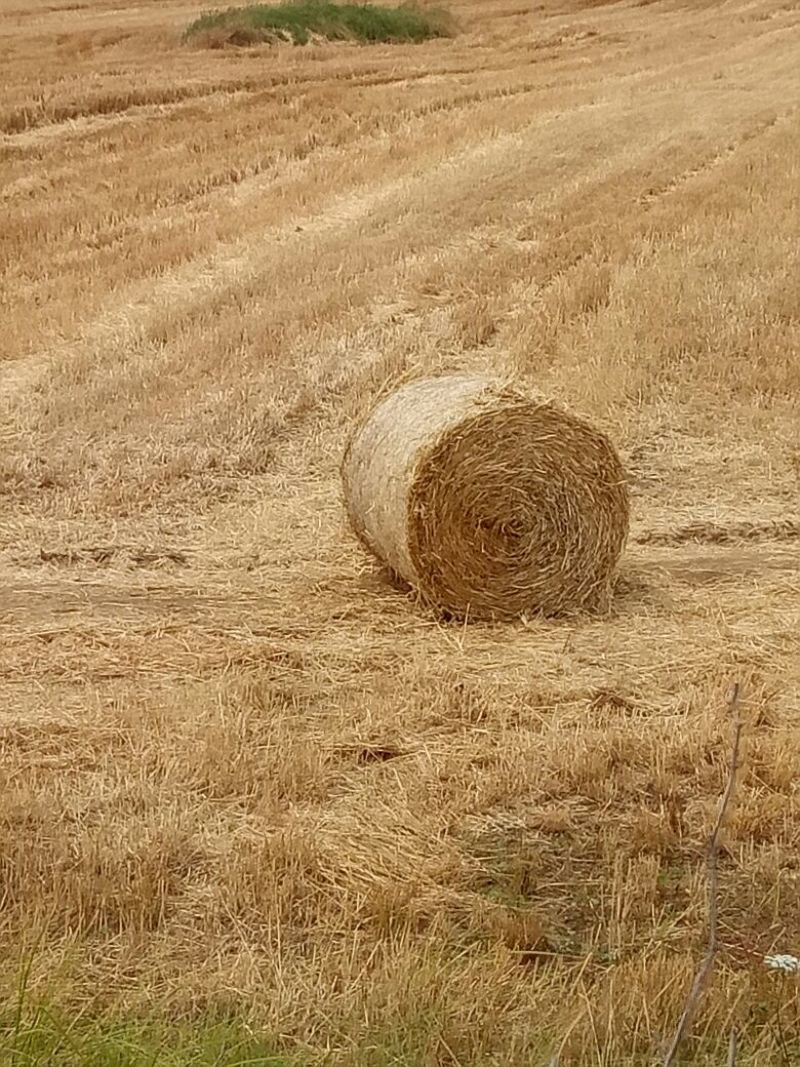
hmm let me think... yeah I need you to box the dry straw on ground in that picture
[4,0,800,1060]
[341,375,630,620]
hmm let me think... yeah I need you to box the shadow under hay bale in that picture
[341,375,630,621]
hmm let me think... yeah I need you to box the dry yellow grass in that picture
[2,0,800,1061]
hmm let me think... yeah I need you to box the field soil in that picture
[2,0,800,1061]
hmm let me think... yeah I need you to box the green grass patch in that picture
[184,1,455,47]
[0,1011,300,1067]
[2,998,800,1067]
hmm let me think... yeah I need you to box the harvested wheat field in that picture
[2,0,800,1061]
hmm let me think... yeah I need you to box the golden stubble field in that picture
[2,0,800,1061]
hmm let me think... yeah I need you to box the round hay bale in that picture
[341,374,630,620]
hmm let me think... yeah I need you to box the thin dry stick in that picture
[727,1028,738,1066]
[662,683,744,1067]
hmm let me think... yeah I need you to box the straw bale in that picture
[341,375,629,620]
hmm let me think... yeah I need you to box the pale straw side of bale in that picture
[341,374,630,620]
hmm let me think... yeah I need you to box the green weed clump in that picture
[185,1,455,47]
